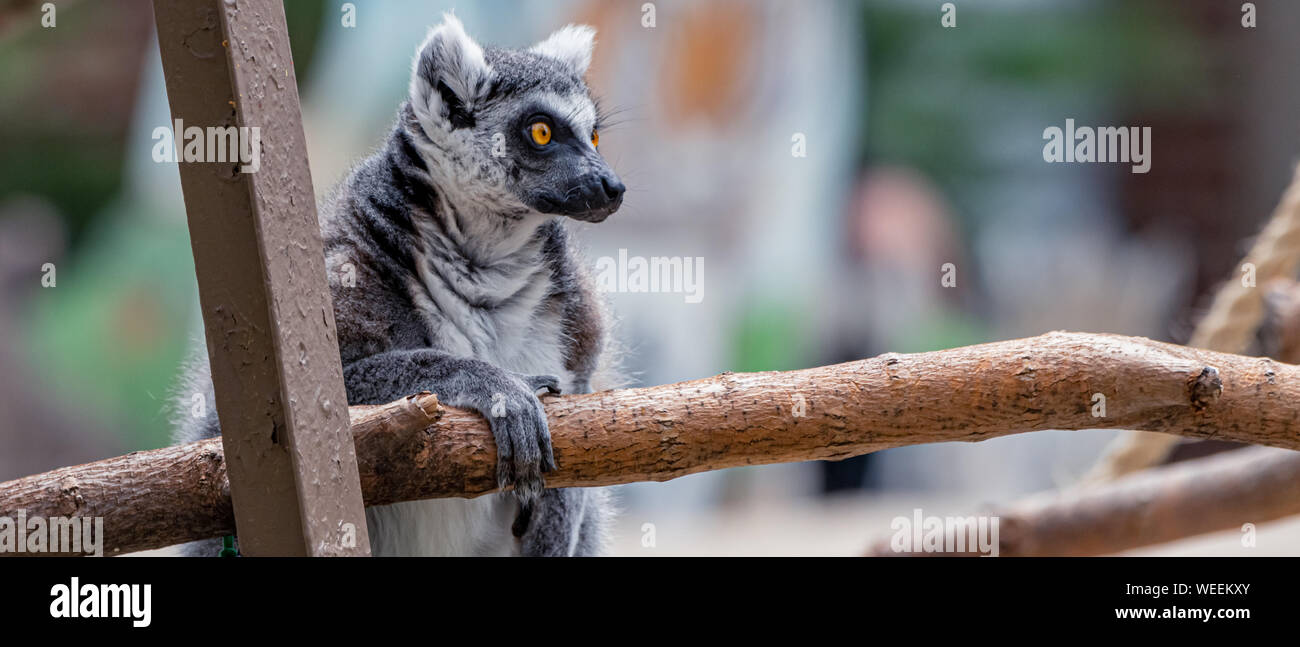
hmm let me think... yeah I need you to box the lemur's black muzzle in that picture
[534,170,625,222]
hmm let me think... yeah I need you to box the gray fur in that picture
[171,15,623,557]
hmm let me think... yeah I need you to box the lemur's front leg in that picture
[343,348,560,507]
[518,488,609,556]
[514,379,609,556]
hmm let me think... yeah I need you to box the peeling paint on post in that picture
[152,0,370,556]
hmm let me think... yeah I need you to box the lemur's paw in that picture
[485,374,559,505]
[515,372,562,396]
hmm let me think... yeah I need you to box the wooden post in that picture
[152,0,370,556]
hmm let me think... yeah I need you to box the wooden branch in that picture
[1260,277,1300,364]
[1156,278,1300,464]
[4,331,1300,556]
[866,445,1300,557]
[867,292,1300,558]
[1084,161,1300,481]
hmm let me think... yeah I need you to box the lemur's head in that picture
[407,14,624,223]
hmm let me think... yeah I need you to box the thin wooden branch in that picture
[867,284,1300,558]
[1259,278,1300,364]
[872,286,1300,558]
[1084,161,1300,481]
[866,445,1300,557]
[1157,278,1300,464]
[4,331,1300,556]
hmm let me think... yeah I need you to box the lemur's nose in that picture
[599,174,625,202]
[548,171,625,220]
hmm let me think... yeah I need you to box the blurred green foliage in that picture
[0,4,131,249]
[730,301,812,373]
[862,1,1208,205]
[22,202,197,450]
[4,0,328,451]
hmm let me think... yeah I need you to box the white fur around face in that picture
[536,91,599,142]
[409,13,493,129]
[530,24,596,75]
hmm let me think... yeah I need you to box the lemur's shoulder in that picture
[317,128,438,366]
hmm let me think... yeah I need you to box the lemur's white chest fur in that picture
[367,214,572,557]
[409,212,574,388]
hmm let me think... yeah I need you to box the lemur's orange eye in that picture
[591,129,599,147]
[530,122,552,146]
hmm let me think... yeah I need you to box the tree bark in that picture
[866,445,1300,556]
[3,331,1299,556]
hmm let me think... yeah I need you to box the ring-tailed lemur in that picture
[173,15,625,556]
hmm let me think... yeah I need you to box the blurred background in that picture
[1,0,1298,555]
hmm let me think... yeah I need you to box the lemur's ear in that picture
[410,13,492,129]
[530,24,595,76]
